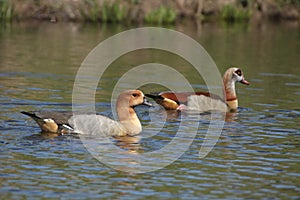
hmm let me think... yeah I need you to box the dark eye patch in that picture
[132,93,138,97]
[235,69,242,76]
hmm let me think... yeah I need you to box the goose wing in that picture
[187,95,227,112]
[69,114,127,137]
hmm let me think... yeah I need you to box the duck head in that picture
[118,90,152,109]
[227,67,250,85]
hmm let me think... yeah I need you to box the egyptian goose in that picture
[21,90,152,136]
[146,67,249,112]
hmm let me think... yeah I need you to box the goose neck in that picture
[116,103,142,135]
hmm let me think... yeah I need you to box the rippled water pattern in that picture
[1,22,299,199]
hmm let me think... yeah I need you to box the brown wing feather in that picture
[146,91,225,110]
[159,91,223,104]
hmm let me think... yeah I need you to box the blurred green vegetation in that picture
[80,0,126,23]
[144,6,176,24]
[221,4,251,22]
[0,0,299,23]
[0,0,14,21]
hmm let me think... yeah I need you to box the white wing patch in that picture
[43,118,55,123]
[187,95,227,112]
[62,124,74,131]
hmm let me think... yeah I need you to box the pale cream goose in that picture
[146,67,249,112]
[21,90,152,136]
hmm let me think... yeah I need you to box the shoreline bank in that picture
[1,0,299,24]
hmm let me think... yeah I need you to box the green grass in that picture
[80,0,126,23]
[221,4,251,22]
[79,0,100,22]
[101,0,126,23]
[0,0,14,21]
[144,6,176,24]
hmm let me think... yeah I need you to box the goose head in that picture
[224,67,249,86]
[117,90,152,109]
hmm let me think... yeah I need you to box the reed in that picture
[144,6,176,24]
[101,0,125,23]
[80,0,125,23]
[79,0,100,22]
[0,0,14,21]
[221,4,251,22]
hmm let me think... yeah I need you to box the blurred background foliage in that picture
[0,0,299,24]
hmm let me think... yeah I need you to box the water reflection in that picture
[0,21,299,198]
[153,107,240,123]
[23,132,62,140]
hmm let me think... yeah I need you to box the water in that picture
[1,21,299,199]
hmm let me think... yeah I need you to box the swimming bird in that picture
[21,90,152,136]
[145,67,249,112]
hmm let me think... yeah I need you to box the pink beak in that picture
[241,79,250,85]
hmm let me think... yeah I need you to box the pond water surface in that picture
[0,21,299,199]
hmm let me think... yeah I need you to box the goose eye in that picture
[235,69,242,76]
[132,93,138,97]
